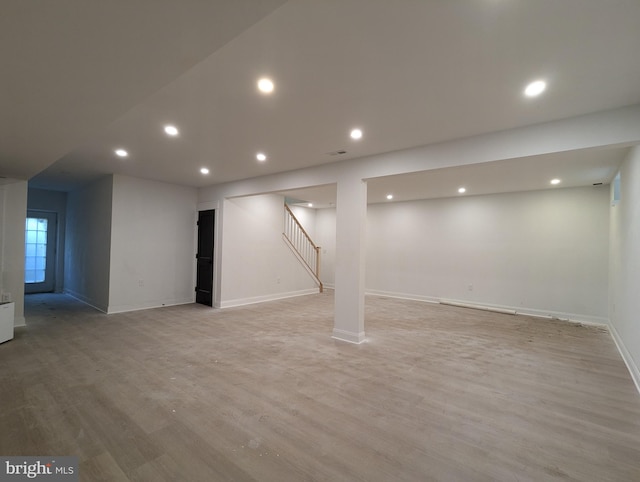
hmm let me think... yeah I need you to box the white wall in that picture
[609,147,640,390]
[315,208,337,288]
[0,180,27,327]
[366,187,610,323]
[108,175,197,313]
[288,205,316,239]
[27,188,67,293]
[221,194,317,307]
[64,176,113,312]
[314,187,610,322]
[198,106,640,341]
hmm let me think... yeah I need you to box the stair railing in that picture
[283,204,323,292]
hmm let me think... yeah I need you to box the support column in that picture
[333,176,367,343]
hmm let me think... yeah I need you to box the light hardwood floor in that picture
[1,292,639,481]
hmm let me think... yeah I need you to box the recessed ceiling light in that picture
[458,187,466,194]
[386,194,393,200]
[256,152,267,162]
[200,167,210,175]
[115,149,128,158]
[350,128,363,140]
[164,125,179,136]
[307,203,313,208]
[257,77,274,94]
[524,80,547,97]
[550,178,561,185]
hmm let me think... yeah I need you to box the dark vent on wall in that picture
[327,150,347,156]
[593,182,603,186]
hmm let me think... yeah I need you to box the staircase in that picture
[283,204,323,293]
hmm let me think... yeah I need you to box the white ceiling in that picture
[366,147,628,203]
[281,146,628,208]
[1,0,286,180]
[3,1,640,200]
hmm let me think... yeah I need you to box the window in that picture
[25,217,48,283]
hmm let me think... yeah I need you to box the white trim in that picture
[440,299,516,315]
[107,298,194,314]
[13,315,26,328]
[365,290,609,326]
[609,323,640,396]
[63,289,108,313]
[366,289,439,304]
[332,328,366,344]
[513,307,607,326]
[197,200,219,211]
[61,290,196,315]
[219,288,318,309]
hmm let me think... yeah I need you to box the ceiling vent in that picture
[327,150,347,156]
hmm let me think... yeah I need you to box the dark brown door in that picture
[196,210,214,306]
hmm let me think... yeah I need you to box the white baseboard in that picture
[219,288,319,309]
[64,289,195,315]
[107,298,194,314]
[366,289,440,304]
[365,290,609,326]
[440,299,516,315]
[63,289,108,313]
[332,328,366,344]
[609,323,640,396]
[511,306,608,327]
[13,316,26,328]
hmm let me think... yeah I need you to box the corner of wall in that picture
[63,288,108,313]
[0,180,28,327]
[609,323,640,395]
[607,145,640,396]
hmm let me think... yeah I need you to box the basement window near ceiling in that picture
[24,217,48,283]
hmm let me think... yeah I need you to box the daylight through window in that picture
[25,217,48,283]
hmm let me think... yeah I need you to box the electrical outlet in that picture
[276,278,281,284]
[1,293,12,302]
[468,284,473,291]
[138,280,144,287]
